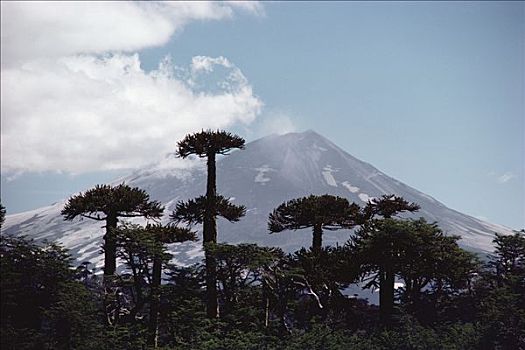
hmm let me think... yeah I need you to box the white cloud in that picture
[258,111,297,136]
[191,56,233,74]
[1,1,259,67]
[1,53,262,173]
[497,172,516,184]
[0,2,264,174]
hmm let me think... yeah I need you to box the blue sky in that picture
[1,1,523,229]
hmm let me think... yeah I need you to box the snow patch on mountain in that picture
[313,143,327,152]
[342,181,359,193]
[254,165,274,184]
[322,165,338,187]
[358,193,371,202]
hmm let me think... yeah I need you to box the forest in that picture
[1,131,524,350]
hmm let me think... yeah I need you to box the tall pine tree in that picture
[173,130,246,318]
[351,195,420,323]
[61,184,163,277]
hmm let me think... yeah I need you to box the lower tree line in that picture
[1,208,524,349]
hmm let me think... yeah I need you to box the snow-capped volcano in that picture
[2,131,513,268]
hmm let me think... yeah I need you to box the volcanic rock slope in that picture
[2,131,512,268]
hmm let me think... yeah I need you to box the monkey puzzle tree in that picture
[350,195,420,323]
[61,184,163,277]
[268,194,359,254]
[358,194,421,224]
[350,218,478,321]
[173,130,246,318]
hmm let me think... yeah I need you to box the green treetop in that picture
[268,194,359,253]
[61,184,163,277]
[174,129,246,319]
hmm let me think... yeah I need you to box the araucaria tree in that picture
[268,194,359,253]
[350,218,478,320]
[350,195,420,323]
[172,130,246,318]
[61,184,163,277]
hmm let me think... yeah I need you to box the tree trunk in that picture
[205,152,218,243]
[312,223,323,254]
[204,152,219,318]
[104,214,118,277]
[148,254,162,348]
[379,266,395,324]
[264,294,270,328]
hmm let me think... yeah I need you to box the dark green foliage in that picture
[176,129,245,158]
[161,265,208,346]
[0,235,102,350]
[116,223,197,262]
[211,243,284,319]
[471,230,525,349]
[114,223,198,347]
[61,183,163,277]
[171,194,246,225]
[349,217,478,324]
[490,230,525,282]
[3,189,524,349]
[269,194,358,232]
[61,183,163,221]
[269,194,359,252]
[174,130,246,319]
[359,194,421,222]
[349,195,419,323]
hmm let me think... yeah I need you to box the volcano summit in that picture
[2,131,512,268]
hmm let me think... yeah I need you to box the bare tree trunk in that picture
[263,284,270,328]
[379,266,394,324]
[104,214,118,277]
[204,152,219,318]
[312,223,323,254]
[103,214,119,326]
[147,254,162,348]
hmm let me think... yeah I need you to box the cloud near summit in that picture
[0,1,264,174]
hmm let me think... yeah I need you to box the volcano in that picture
[2,130,512,269]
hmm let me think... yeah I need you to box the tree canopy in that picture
[61,184,163,221]
[176,129,245,158]
[62,183,164,277]
[359,194,421,222]
[170,195,246,226]
[268,194,359,252]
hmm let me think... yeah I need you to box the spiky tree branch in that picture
[61,184,163,277]
[173,130,246,319]
[268,194,359,253]
[170,195,245,226]
[176,129,245,158]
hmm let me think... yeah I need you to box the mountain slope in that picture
[2,130,513,268]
